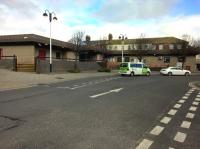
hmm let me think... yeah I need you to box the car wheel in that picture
[130,72,134,76]
[146,72,150,76]
[168,72,172,76]
[185,72,190,76]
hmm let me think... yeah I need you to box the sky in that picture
[0,0,200,41]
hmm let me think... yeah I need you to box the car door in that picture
[170,67,178,75]
[135,64,143,75]
[176,68,185,75]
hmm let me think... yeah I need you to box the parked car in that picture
[119,62,151,76]
[160,67,191,76]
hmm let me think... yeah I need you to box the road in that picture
[0,74,200,149]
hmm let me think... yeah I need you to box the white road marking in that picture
[90,88,123,98]
[185,93,190,96]
[174,132,187,143]
[150,125,165,135]
[192,101,199,106]
[136,139,153,149]
[186,112,195,119]
[160,117,172,124]
[195,98,200,101]
[178,100,185,104]
[197,95,200,98]
[189,106,197,112]
[169,147,175,149]
[174,104,182,109]
[168,109,178,116]
[180,121,191,129]
[57,86,71,89]
[182,96,188,99]
[187,91,192,94]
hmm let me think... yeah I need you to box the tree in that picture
[108,33,113,41]
[135,33,149,62]
[182,34,200,47]
[85,35,91,46]
[68,31,85,70]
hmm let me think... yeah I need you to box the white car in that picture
[160,67,191,76]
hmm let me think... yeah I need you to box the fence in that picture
[35,57,105,73]
[0,55,17,71]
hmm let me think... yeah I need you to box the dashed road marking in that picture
[160,116,172,124]
[168,109,178,116]
[192,101,199,106]
[197,95,200,98]
[180,121,191,129]
[185,93,190,96]
[182,96,188,99]
[169,147,175,149]
[186,112,195,119]
[189,106,197,112]
[135,139,153,149]
[174,104,182,109]
[178,100,185,104]
[150,125,165,135]
[174,132,187,143]
[195,98,200,101]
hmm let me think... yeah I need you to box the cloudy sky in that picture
[0,0,200,41]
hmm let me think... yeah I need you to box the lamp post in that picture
[119,34,127,63]
[43,10,57,72]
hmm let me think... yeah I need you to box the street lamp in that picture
[119,34,128,63]
[43,10,57,72]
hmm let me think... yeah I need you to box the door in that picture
[39,49,46,60]
[135,64,143,75]
[0,49,2,59]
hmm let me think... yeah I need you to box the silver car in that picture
[160,67,191,76]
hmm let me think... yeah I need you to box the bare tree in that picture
[85,35,91,46]
[68,30,85,70]
[108,33,113,41]
[135,33,149,62]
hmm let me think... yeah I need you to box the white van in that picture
[119,62,151,76]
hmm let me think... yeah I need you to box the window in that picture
[130,64,142,68]
[117,57,122,62]
[120,63,128,67]
[56,52,61,59]
[159,44,163,50]
[124,57,130,62]
[114,46,117,50]
[177,44,182,49]
[109,45,112,50]
[128,45,131,50]
[169,44,174,50]
[164,56,170,63]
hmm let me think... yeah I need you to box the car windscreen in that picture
[120,63,128,67]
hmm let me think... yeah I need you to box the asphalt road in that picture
[0,74,200,149]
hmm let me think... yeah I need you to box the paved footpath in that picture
[0,69,117,91]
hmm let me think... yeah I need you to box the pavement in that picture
[0,69,118,91]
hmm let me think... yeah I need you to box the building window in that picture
[124,57,130,62]
[159,44,163,50]
[114,46,117,50]
[117,57,121,62]
[177,44,182,49]
[56,52,61,59]
[128,45,131,50]
[109,45,112,50]
[164,56,170,63]
[169,44,174,50]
